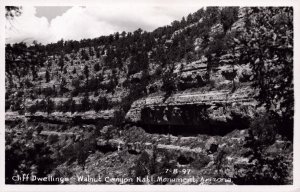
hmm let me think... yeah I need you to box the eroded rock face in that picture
[126,85,256,135]
[125,62,256,135]
[22,110,115,125]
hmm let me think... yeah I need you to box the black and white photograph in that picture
[2,0,299,190]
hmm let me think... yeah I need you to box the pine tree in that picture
[89,47,94,59]
[220,7,239,32]
[238,7,293,139]
[84,65,89,80]
[46,97,54,114]
[45,70,50,83]
[70,98,76,113]
[81,94,90,112]
[94,63,100,72]
[72,67,76,74]
[81,49,89,61]
[58,53,64,72]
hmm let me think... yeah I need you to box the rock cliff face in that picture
[6,110,114,126]
[126,62,256,135]
[126,90,255,135]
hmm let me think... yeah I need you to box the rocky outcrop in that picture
[126,87,256,135]
[125,61,256,136]
[5,112,25,126]
[6,110,115,126]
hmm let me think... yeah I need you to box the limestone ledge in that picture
[126,87,257,123]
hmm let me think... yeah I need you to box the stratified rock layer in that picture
[126,86,256,135]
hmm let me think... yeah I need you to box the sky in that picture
[5,5,201,45]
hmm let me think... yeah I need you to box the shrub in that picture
[177,154,194,165]
[191,154,210,169]
[36,125,43,134]
[161,68,177,101]
[123,126,147,143]
[77,138,96,170]
[154,150,178,184]
[94,96,109,112]
[250,112,277,147]
[161,73,177,95]
[231,113,290,185]
[101,125,115,142]
[214,149,228,175]
[94,63,100,72]
[148,84,158,94]
[130,151,151,183]
[209,79,216,89]
[5,127,55,184]
[48,134,59,145]
[28,103,38,114]
[221,69,237,81]
[239,69,252,82]
[46,97,55,114]
[80,95,90,112]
